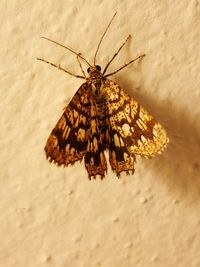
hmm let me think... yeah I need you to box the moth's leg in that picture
[76,54,86,78]
[37,58,85,79]
[103,35,131,75]
[104,54,146,77]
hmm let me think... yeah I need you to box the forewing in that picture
[45,82,90,166]
[103,79,169,158]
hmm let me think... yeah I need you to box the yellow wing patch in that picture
[102,79,169,162]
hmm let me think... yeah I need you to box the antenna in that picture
[93,12,117,65]
[41,36,92,67]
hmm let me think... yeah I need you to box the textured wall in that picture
[1,0,200,266]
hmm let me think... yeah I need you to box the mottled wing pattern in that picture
[45,82,90,166]
[45,82,107,178]
[84,92,107,179]
[103,79,168,174]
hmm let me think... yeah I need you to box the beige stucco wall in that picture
[1,0,200,266]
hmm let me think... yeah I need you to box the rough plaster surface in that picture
[1,1,200,266]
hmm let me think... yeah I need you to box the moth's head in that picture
[87,65,102,79]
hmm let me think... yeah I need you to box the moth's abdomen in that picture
[94,94,106,118]
[93,93,107,133]
[91,80,107,128]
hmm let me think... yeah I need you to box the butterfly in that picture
[38,12,169,179]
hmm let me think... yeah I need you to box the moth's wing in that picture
[103,79,169,161]
[101,80,135,176]
[107,124,135,176]
[45,82,90,166]
[84,93,107,179]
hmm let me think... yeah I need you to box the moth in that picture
[38,13,169,179]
